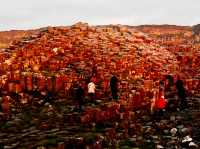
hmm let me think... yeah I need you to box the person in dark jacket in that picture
[42,91,55,104]
[76,83,85,112]
[32,85,41,98]
[165,75,174,92]
[159,80,165,92]
[176,78,188,110]
[110,75,119,100]
[165,75,178,112]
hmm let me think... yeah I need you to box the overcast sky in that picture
[0,0,200,31]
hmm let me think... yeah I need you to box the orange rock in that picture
[2,96,10,118]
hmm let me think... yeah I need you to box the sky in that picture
[0,0,200,31]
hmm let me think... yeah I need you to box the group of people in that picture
[0,71,190,117]
[74,72,190,113]
[75,74,119,111]
[156,74,188,115]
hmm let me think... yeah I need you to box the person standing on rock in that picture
[110,75,119,100]
[155,80,167,117]
[176,76,188,110]
[165,75,177,111]
[88,80,96,104]
[76,83,85,112]
[42,90,55,105]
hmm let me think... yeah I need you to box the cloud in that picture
[0,0,200,30]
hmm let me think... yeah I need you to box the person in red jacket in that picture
[153,80,167,119]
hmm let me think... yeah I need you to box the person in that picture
[75,83,85,112]
[176,77,188,110]
[42,90,55,104]
[159,80,165,91]
[151,80,166,117]
[165,75,174,92]
[30,85,40,99]
[156,80,166,116]
[88,80,96,104]
[165,75,177,112]
[110,75,119,100]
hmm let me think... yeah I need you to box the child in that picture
[88,81,96,104]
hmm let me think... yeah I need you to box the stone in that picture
[189,142,198,148]
[182,135,193,143]
[170,116,176,121]
[170,128,178,136]
[156,144,164,149]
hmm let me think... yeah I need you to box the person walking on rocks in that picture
[176,77,188,110]
[110,75,119,100]
[88,80,96,104]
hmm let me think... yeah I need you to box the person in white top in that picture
[88,81,96,103]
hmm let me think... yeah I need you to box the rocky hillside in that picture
[0,22,180,102]
[0,23,200,149]
[1,23,200,88]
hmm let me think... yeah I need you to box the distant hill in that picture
[135,25,192,36]
[0,24,196,49]
[0,30,37,49]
